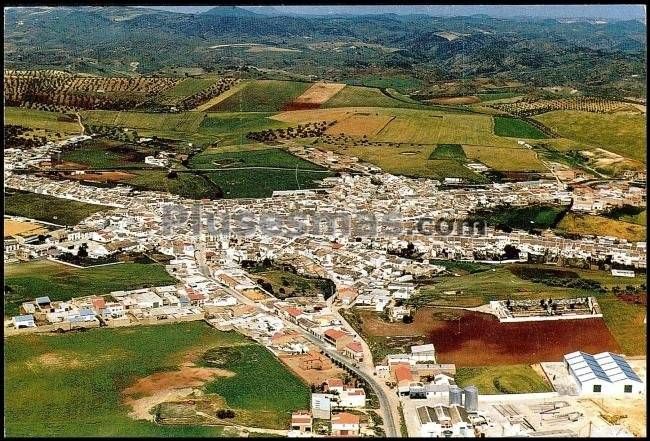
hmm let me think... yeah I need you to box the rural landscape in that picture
[3,4,647,439]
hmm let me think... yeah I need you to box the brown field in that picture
[279,354,346,386]
[241,288,270,302]
[287,82,346,109]
[356,307,620,366]
[428,96,481,105]
[4,219,49,238]
[194,82,247,112]
[325,113,395,137]
[557,213,646,242]
[427,309,621,366]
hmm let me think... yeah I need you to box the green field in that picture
[534,111,646,163]
[199,112,289,146]
[493,116,548,139]
[5,107,81,136]
[4,322,307,436]
[251,269,335,300]
[455,365,552,394]
[189,147,323,170]
[206,168,333,198]
[61,138,154,169]
[202,344,310,416]
[323,85,427,109]
[462,145,546,172]
[207,80,311,112]
[477,92,522,102]
[158,78,218,104]
[5,190,110,226]
[598,294,646,356]
[428,144,467,160]
[4,260,176,316]
[469,204,567,230]
[125,171,220,199]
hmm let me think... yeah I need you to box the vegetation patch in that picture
[4,260,176,316]
[207,80,311,112]
[493,116,548,139]
[4,322,245,436]
[428,144,466,160]
[468,204,567,231]
[455,365,552,394]
[556,213,646,242]
[5,189,110,226]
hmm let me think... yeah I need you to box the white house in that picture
[311,393,333,419]
[12,314,36,328]
[411,344,436,363]
[331,412,360,437]
[338,388,366,408]
[564,351,644,395]
[416,404,474,437]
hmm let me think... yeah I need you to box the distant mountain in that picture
[201,6,259,17]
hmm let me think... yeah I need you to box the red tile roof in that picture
[324,328,349,341]
[346,341,363,353]
[327,378,344,387]
[285,307,303,318]
[332,412,360,425]
[393,363,413,383]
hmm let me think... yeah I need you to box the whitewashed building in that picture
[564,351,644,395]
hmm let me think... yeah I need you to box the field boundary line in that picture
[375,115,396,136]
[46,257,125,269]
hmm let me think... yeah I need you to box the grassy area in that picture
[5,190,110,226]
[207,80,311,112]
[477,92,522,102]
[199,112,289,146]
[429,260,494,275]
[602,205,647,226]
[463,145,546,171]
[251,269,335,300]
[4,260,176,316]
[189,147,323,170]
[534,111,646,163]
[323,85,427,109]
[5,106,81,136]
[428,144,466,160]
[205,168,333,198]
[61,138,155,169]
[469,204,567,230]
[493,116,548,139]
[598,294,646,356]
[125,170,220,199]
[201,344,310,421]
[556,213,646,242]
[4,322,246,436]
[158,78,218,105]
[455,365,552,394]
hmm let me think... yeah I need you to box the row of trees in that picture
[247,121,334,143]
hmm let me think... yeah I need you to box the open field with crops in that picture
[322,85,427,109]
[5,107,81,136]
[534,111,646,163]
[493,116,548,139]
[157,78,219,105]
[206,80,311,112]
[4,190,111,226]
[4,260,176,317]
[455,365,552,394]
[189,147,323,170]
[462,145,546,171]
[556,213,646,242]
[286,82,347,109]
[5,321,308,436]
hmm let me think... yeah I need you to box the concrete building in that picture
[416,404,474,437]
[411,343,436,363]
[311,393,333,419]
[564,351,644,395]
[331,412,360,436]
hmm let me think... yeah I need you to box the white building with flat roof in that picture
[564,351,644,395]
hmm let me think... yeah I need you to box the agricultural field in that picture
[493,116,548,139]
[60,138,156,169]
[189,148,323,171]
[556,212,646,242]
[534,111,646,163]
[4,321,308,436]
[5,106,81,138]
[157,78,218,105]
[455,365,552,394]
[477,92,522,102]
[462,145,546,171]
[125,171,220,200]
[321,85,427,109]
[4,190,111,226]
[4,260,176,317]
[428,144,467,161]
[206,80,311,112]
[198,112,290,146]
[492,97,644,117]
[286,82,347,110]
[205,168,333,199]
[603,206,647,226]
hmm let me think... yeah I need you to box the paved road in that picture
[194,248,400,437]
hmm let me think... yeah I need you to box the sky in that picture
[140,5,646,20]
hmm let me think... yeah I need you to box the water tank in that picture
[449,385,463,406]
[464,386,479,412]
